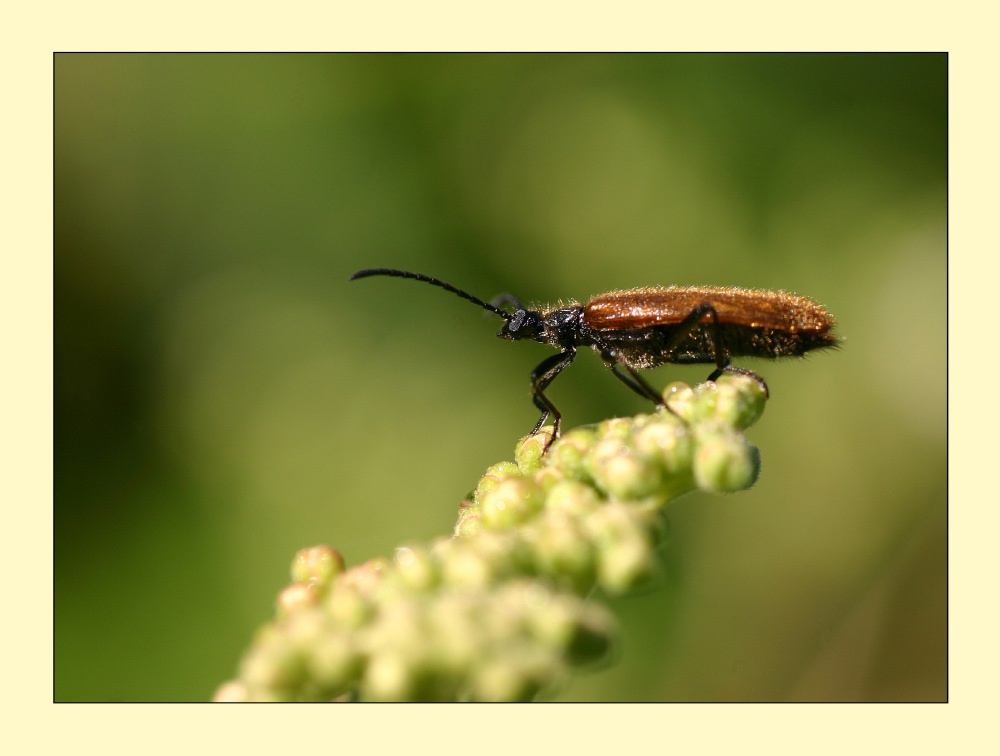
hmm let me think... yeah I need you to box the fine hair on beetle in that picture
[351,268,838,448]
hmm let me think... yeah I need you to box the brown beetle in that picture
[351,268,837,443]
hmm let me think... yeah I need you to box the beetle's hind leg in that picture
[655,302,771,398]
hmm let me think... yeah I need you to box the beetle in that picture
[350,268,837,445]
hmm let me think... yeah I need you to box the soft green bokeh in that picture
[55,53,945,701]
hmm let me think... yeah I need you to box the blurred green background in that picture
[55,53,946,702]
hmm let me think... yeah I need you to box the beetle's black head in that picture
[497,308,544,342]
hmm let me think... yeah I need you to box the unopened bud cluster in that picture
[215,376,765,702]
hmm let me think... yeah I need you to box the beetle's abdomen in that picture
[584,286,837,368]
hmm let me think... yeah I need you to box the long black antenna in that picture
[350,268,511,320]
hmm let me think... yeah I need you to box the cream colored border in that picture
[11,1,990,752]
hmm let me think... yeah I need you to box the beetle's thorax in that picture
[498,305,585,348]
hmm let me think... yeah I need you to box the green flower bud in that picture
[363,597,424,649]
[326,583,374,629]
[392,545,438,591]
[515,428,554,474]
[480,477,544,529]
[548,426,598,481]
[675,375,766,428]
[361,651,416,701]
[340,558,387,597]
[470,651,552,702]
[523,512,596,593]
[596,532,657,594]
[438,532,517,588]
[692,424,760,493]
[276,582,320,618]
[475,461,521,501]
[454,503,484,538]
[290,545,345,587]
[544,479,603,518]
[661,381,696,417]
[633,415,693,473]
[534,464,568,494]
[239,626,306,699]
[584,501,655,541]
[526,591,587,650]
[583,503,658,591]
[588,437,661,500]
[307,632,363,692]
[425,592,484,673]
[712,373,767,429]
[603,417,636,439]
[284,606,333,649]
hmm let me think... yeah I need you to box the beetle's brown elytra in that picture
[350,269,837,447]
